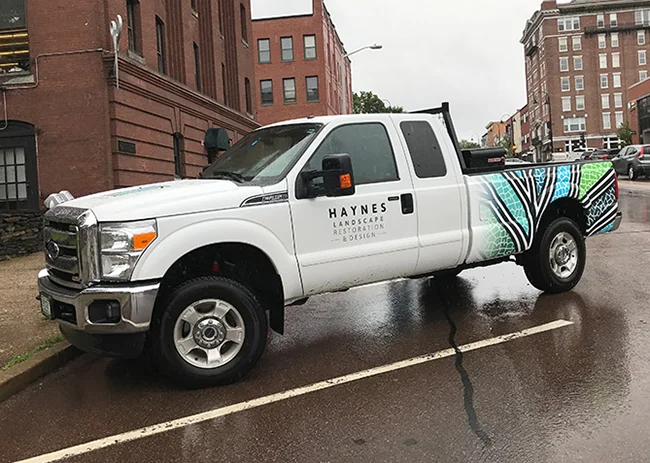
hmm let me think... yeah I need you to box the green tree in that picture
[617,121,635,147]
[353,91,404,114]
[459,139,481,149]
[499,134,516,157]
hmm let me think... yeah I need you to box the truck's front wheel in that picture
[523,217,586,293]
[151,277,267,388]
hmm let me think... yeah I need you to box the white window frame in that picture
[603,112,612,130]
[575,75,584,90]
[610,13,618,26]
[597,14,605,28]
[564,117,586,133]
[559,37,568,52]
[636,9,650,26]
[611,33,619,48]
[640,50,647,66]
[601,74,609,89]
[560,57,569,72]
[576,95,585,111]
[615,111,624,128]
[598,34,606,49]
[572,36,581,51]
[562,96,572,112]
[574,55,583,71]
[613,72,622,88]
[599,54,608,69]
[639,30,646,46]
[612,52,620,68]
[602,94,610,109]
[640,70,649,81]
[561,76,571,92]
[614,93,623,108]
[558,16,580,32]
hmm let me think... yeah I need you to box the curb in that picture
[0,342,82,403]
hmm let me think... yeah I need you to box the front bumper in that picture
[38,269,160,334]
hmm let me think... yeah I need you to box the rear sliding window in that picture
[400,121,447,178]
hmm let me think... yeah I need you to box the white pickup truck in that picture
[38,104,622,387]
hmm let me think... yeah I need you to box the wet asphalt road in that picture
[1,194,650,463]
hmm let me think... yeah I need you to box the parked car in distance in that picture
[612,145,650,180]
[587,149,620,161]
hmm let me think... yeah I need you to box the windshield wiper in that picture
[208,171,247,183]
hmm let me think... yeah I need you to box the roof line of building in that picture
[251,13,313,22]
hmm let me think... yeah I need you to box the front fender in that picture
[130,218,303,301]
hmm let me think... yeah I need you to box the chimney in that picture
[541,1,557,10]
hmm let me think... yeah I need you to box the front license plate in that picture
[40,296,53,320]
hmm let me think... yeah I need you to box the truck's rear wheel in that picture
[523,217,586,293]
[152,276,267,388]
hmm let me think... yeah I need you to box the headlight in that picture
[100,220,157,281]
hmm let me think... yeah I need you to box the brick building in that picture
[628,76,650,143]
[484,121,508,148]
[252,0,352,125]
[0,0,258,211]
[521,0,650,161]
[521,104,532,153]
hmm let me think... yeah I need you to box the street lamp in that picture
[341,44,383,114]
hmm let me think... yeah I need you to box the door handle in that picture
[387,196,399,201]
[400,193,414,215]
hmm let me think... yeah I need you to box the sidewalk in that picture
[0,253,61,368]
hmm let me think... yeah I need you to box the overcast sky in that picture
[251,0,568,142]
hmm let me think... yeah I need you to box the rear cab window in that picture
[399,121,447,178]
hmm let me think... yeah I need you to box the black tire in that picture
[523,217,586,293]
[150,276,267,388]
[628,164,637,181]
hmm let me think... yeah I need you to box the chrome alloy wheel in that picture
[549,232,578,279]
[173,299,245,369]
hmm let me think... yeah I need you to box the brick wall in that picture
[0,212,43,261]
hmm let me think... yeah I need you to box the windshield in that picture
[200,123,323,185]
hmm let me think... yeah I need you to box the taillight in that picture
[614,173,619,199]
[638,146,645,158]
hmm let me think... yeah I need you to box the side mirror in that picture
[299,154,355,199]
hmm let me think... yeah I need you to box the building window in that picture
[0,0,30,74]
[597,14,605,28]
[615,111,624,128]
[601,74,609,89]
[245,77,252,114]
[599,34,606,49]
[0,145,29,209]
[641,70,649,81]
[306,76,319,102]
[558,16,580,31]
[599,54,608,69]
[572,36,581,51]
[602,94,610,109]
[283,78,296,103]
[609,33,619,48]
[613,72,621,88]
[240,4,248,44]
[636,9,650,26]
[260,80,273,106]
[560,57,569,72]
[576,95,585,111]
[574,56,583,71]
[575,75,584,90]
[281,37,294,62]
[173,133,185,178]
[562,96,572,112]
[639,31,646,46]
[304,35,316,60]
[561,76,571,92]
[640,50,647,66]
[614,93,623,108]
[155,17,166,74]
[126,0,141,55]
[612,52,620,68]
[193,43,201,91]
[603,112,612,130]
[559,37,568,52]
[564,117,586,133]
[258,38,270,63]
[610,13,618,26]
[222,63,227,102]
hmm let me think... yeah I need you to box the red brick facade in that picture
[252,0,352,126]
[0,0,259,209]
[628,77,650,144]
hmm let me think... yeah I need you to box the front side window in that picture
[306,76,319,102]
[281,36,294,61]
[304,35,316,60]
[307,123,399,185]
[400,121,447,178]
[258,38,270,63]
[260,80,273,106]
[0,0,30,74]
[283,78,296,103]
[202,124,322,185]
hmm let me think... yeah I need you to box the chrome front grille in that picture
[43,207,87,289]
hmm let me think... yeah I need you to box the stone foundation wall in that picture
[0,212,43,261]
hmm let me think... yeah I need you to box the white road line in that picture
[14,319,574,463]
